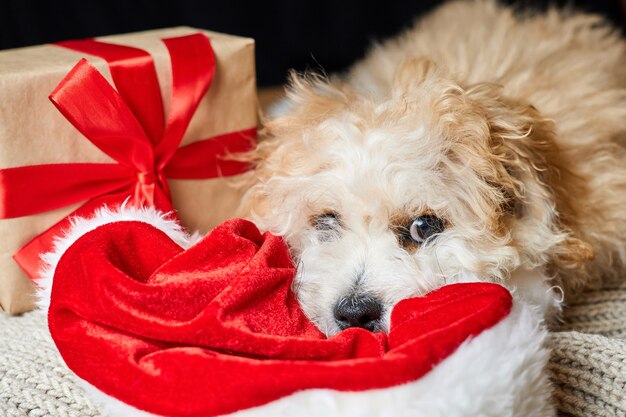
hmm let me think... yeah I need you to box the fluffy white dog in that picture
[242,0,626,336]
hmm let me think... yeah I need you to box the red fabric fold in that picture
[0,163,132,218]
[156,34,216,167]
[56,39,166,145]
[164,128,256,178]
[49,218,513,417]
[49,59,156,172]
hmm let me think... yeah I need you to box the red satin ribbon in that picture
[0,34,256,279]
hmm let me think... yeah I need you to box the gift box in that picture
[0,27,257,314]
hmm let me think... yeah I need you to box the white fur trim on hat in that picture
[36,204,193,311]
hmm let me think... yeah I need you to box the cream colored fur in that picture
[243,0,626,335]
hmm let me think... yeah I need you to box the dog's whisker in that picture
[291,260,306,295]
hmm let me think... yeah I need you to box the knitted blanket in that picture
[549,279,626,416]
[1,281,624,417]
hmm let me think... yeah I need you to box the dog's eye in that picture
[311,211,341,231]
[408,215,446,243]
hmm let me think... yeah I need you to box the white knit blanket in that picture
[1,281,624,417]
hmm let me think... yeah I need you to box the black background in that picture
[1,0,624,86]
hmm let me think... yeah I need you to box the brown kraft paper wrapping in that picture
[0,27,257,314]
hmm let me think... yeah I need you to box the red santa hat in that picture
[37,205,556,417]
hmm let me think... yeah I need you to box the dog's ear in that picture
[465,83,595,269]
[392,58,440,95]
[264,71,352,131]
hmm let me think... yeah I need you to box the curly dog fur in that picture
[242,0,626,335]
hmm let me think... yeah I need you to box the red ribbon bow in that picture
[0,34,256,279]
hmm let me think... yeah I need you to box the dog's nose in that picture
[334,295,383,331]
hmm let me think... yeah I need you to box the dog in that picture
[241,0,626,336]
